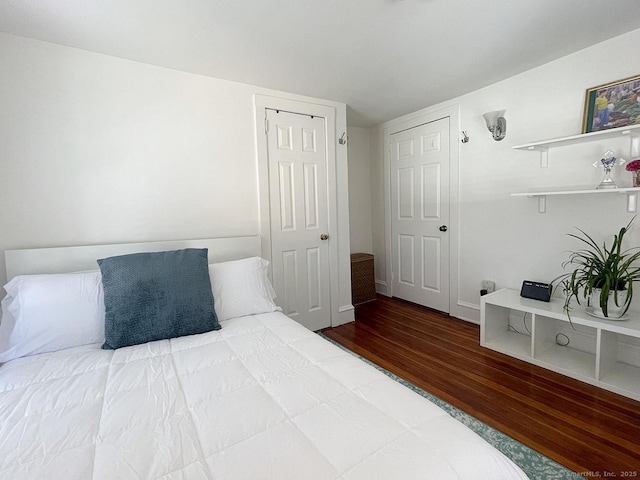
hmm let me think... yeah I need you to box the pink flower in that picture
[625,159,640,172]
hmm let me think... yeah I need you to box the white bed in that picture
[0,237,528,479]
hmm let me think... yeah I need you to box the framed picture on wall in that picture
[582,74,640,133]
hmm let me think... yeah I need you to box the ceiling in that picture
[1,0,640,127]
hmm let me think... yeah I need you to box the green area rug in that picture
[319,333,577,480]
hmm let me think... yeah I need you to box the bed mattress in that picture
[0,311,528,479]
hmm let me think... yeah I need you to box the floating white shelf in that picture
[511,186,640,213]
[513,124,640,151]
[481,288,640,401]
[512,124,640,168]
[512,125,640,211]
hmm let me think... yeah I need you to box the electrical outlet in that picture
[482,280,495,293]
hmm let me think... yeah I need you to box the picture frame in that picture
[582,74,640,133]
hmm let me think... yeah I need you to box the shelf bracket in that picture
[540,148,549,168]
[626,191,637,213]
[631,131,640,158]
[525,194,547,213]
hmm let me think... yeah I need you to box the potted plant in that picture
[553,218,640,319]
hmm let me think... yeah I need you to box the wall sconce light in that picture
[483,110,506,141]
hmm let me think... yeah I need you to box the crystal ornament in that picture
[593,150,625,190]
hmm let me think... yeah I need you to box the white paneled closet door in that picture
[390,117,450,313]
[266,109,331,331]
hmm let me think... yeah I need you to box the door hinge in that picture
[388,142,391,153]
[265,118,269,134]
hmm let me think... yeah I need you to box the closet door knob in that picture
[320,234,329,240]
[439,225,448,232]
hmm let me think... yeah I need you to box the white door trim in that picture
[383,103,470,321]
[254,94,346,327]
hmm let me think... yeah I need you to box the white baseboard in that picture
[375,279,389,296]
[333,304,354,327]
[452,300,480,324]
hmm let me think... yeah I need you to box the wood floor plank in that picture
[322,295,640,475]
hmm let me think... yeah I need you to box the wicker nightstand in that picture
[350,253,376,305]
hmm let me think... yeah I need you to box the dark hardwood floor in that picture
[322,295,640,476]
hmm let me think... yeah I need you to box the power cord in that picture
[507,312,532,336]
[506,312,571,347]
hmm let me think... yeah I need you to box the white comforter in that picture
[0,312,528,479]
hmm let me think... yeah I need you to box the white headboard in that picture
[5,236,261,281]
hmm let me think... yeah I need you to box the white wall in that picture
[347,126,373,254]
[0,33,353,323]
[370,27,640,322]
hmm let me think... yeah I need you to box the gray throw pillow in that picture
[98,248,220,349]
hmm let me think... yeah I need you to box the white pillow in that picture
[0,271,105,363]
[208,257,281,321]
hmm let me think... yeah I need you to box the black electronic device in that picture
[520,280,551,302]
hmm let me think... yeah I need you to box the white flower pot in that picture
[589,288,628,318]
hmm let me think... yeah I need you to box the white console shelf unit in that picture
[481,288,640,401]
